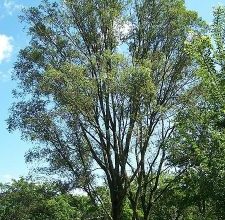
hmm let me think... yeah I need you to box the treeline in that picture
[0,176,224,219]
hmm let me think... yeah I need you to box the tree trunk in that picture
[111,192,124,220]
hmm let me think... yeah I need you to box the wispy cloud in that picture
[3,0,23,15]
[0,34,13,63]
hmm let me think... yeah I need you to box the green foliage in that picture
[0,178,108,220]
[166,5,225,220]
[0,178,76,220]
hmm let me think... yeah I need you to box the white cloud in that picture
[0,34,13,63]
[3,0,23,15]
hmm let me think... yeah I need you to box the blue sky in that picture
[0,0,224,183]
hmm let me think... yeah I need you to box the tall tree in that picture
[8,0,204,219]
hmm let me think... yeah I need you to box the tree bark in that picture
[111,190,124,220]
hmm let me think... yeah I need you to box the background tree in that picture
[167,5,225,219]
[0,178,76,220]
[8,0,205,219]
[0,178,110,220]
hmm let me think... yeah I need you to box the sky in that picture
[0,0,224,183]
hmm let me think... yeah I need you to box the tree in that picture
[0,178,76,220]
[8,0,205,219]
[167,5,225,220]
